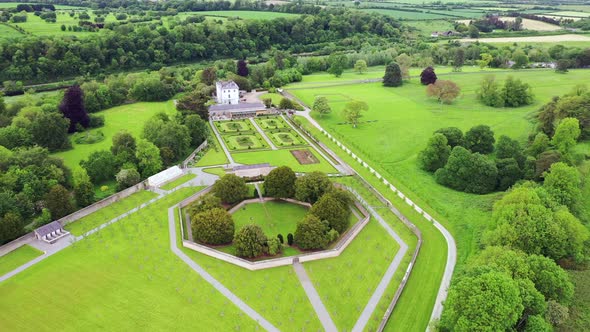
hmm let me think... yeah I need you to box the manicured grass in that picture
[267,130,307,147]
[223,133,269,150]
[304,219,400,331]
[176,210,324,331]
[202,167,226,177]
[0,187,259,331]
[215,119,254,133]
[0,245,43,276]
[289,69,590,266]
[195,10,299,20]
[255,116,288,129]
[53,101,177,170]
[195,123,229,167]
[258,92,283,105]
[232,148,338,173]
[295,117,446,331]
[64,190,158,236]
[232,200,308,238]
[160,174,196,190]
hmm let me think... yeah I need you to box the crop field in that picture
[0,187,265,331]
[0,245,43,276]
[460,34,590,43]
[288,69,590,267]
[52,101,177,170]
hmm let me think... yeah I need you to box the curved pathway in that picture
[288,102,457,330]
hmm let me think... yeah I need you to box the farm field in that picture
[0,23,23,38]
[360,8,453,20]
[192,10,299,20]
[0,245,43,276]
[288,69,590,267]
[160,174,196,191]
[11,11,118,36]
[500,16,562,31]
[545,11,590,18]
[52,101,177,170]
[0,187,263,331]
[0,3,83,9]
[64,190,158,236]
[459,34,590,43]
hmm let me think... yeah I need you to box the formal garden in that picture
[266,129,306,147]
[185,168,360,260]
[222,133,269,151]
[254,116,289,130]
[215,119,254,133]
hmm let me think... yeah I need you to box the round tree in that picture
[234,224,267,258]
[264,166,296,198]
[212,174,248,204]
[115,168,141,190]
[434,127,464,148]
[294,171,333,203]
[191,208,235,245]
[294,214,331,250]
[420,66,437,85]
[188,193,222,215]
[383,62,403,87]
[465,125,495,154]
[418,133,451,172]
[44,184,75,219]
[309,190,351,233]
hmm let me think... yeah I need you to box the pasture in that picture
[52,101,177,171]
[499,16,562,31]
[459,34,590,43]
[288,68,590,267]
[11,11,119,36]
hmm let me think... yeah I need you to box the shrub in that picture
[309,190,352,233]
[435,146,498,194]
[212,174,248,204]
[187,193,222,215]
[234,224,267,258]
[267,237,282,256]
[420,66,437,85]
[294,171,333,203]
[88,114,105,128]
[115,168,140,190]
[465,125,495,154]
[418,133,451,172]
[294,214,331,250]
[287,233,294,245]
[277,233,284,244]
[191,208,235,245]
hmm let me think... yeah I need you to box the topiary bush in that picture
[294,214,331,250]
[287,233,294,246]
[191,208,235,245]
[234,224,267,258]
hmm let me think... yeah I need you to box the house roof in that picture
[209,102,266,112]
[35,221,63,237]
[217,80,239,90]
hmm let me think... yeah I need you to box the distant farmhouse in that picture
[209,80,274,120]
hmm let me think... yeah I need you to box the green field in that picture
[10,11,118,37]
[258,92,283,106]
[361,8,453,20]
[202,167,226,177]
[232,200,308,238]
[0,187,264,331]
[0,245,43,276]
[64,190,158,236]
[52,101,177,170]
[194,10,299,20]
[232,148,338,173]
[0,23,24,38]
[160,174,196,190]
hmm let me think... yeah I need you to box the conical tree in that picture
[383,63,403,87]
[59,85,89,133]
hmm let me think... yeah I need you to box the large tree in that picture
[312,96,331,117]
[465,125,495,154]
[191,208,235,245]
[551,117,581,158]
[212,174,248,204]
[80,150,117,183]
[135,139,163,178]
[294,214,331,250]
[426,80,461,104]
[264,166,296,198]
[440,271,523,331]
[395,53,412,80]
[73,168,94,207]
[59,85,90,133]
[44,184,75,219]
[236,59,249,77]
[543,162,581,210]
[309,190,351,233]
[420,66,437,85]
[327,54,347,77]
[435,146,498,194]
[354,59,367,74]
[176,90,209,119]
[383,62,403,87]
[418,133,451,172]
[184,115,209,147]
[434,127,464,148]
[234,224,267,258]
[295,171,333,203]
[30,112,71,152]
[342,100,368,128]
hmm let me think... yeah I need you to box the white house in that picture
[216,80,239,105]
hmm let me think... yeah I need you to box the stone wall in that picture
[182,140,208,168]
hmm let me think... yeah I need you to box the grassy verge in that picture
[160,174,196,191]
[203,167,226,177]
[64,190,158,236]
[0,245,44,276]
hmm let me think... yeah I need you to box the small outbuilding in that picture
[34,221,70,244]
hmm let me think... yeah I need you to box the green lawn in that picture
[11,11,119,37]
[223,133,269,150]
[255,116,289,129]
[267,130,307,147]
[231,200,308,238]
[0,187,260,331]
[195,10,299,20]
[160,174,196,190]
[53,101,177,170]
[176,210,324,331]
[215,119,254,133]
[194,123,229,167]
[258,92,283,106]
[304,219,400,331]
[0,245,43,276]
[0,23,24,39]
[232,148,338,173]
[296,117,446,332]
[289,69,590,267]
[64,190,158,236]
[202,167,226,177]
